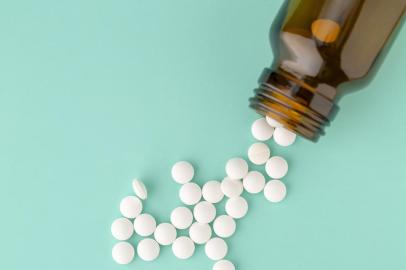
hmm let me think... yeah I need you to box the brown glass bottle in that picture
[250,0,405,141]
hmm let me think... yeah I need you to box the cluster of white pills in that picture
[111,116,295,269]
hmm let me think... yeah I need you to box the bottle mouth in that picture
[249,68,339,142]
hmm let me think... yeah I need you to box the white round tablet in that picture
[221,177,243,198]
[265,156,288,179]
[137,238,160,261]
[205,237,228,261]
[189,222,212,244]
[225,197,248,219]
[179,182,202,205]
[266,116,283,128]
[132,179,147,200]
[170,206,193,230]
[193,201,216,224]
[154,223,177,246]
[248,142,271,165]
[172,236,195,259]
[111,218,134,240]
[225,157,248,180]
[171,161,194,184]
[243,171,266,194]
[213,260,236,270]
[251,118,274,141]
[120,196,143,219]
[112,242,134,265]
[264,180,287,203]
[213,215,236,238]
[273,127,296,147]
[202,180,224,204]
[133,213,156,237]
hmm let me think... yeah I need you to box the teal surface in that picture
[1,1,405,269]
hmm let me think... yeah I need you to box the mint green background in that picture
[1,1,405,269]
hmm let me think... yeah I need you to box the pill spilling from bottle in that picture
[110,116,296,269]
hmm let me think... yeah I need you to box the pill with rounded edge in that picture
[213,215,236,238]
[265,156,288,179]
[120,196,142,219]
[179,183,202,205]
[172,161,194,184]
[132,179,148,200]
[172,236,195,259]
[111,218,134,240]
[225,197,248,219]
[171,207,193,230]
[189,222,212,244]
[213,260,236,270]
[273,127,296,147]
[193,201,216,224]
[134,213,156,237]
[243,171,266,194]
[264,180,287,203]
[251,118,274,141]
[154,223,177,246]
[137,238,160,261]
[205,237,228,261]
[112,242,134,265]
[248,142,271,165]
[221,177,243,198]
[266,116,283,128]
[202,180,224,203]
[225,158,248,180]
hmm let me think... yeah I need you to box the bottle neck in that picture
[250,68,339,142]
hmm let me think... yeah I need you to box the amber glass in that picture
[250,0,405,141]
